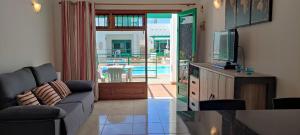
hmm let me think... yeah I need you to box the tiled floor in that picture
[148,74,171,84]
[148,84,176,99]
[76,99,189,135]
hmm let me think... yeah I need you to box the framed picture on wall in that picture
[225,0,237,29]
[236,0,251,27]
[251,0,273,24]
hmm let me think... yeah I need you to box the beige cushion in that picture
[17,91,40,106]
[49,80,72,98]
[33,84,61,106]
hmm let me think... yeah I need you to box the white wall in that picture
[201,0,300,97]
[170,14,178,83]
[199,0,226,63]
[0,0,55,73]
[53,0,62,72]
[147,24,171,51]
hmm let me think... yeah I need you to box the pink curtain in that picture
[61,1,99,101]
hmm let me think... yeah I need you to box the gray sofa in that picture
[0,63,94,135]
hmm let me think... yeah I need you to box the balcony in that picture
[97,52,170,83]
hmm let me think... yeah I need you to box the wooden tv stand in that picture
[188,63,276,110]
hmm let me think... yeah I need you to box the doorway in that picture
[146,13,178,99]
[95,9,196,102]
[96,11,148,100]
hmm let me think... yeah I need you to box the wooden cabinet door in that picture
[207,71,219,100]
[206,71,213,100]
[218,75,227,99]
[225,77,234,99]
[211,72,219,99]
[219,75,234,99]
[200,69,208,101]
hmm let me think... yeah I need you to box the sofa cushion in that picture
[33,84,61,106]
[60,92,94,114]
[17,91,40,106]
[56,103,84,135]
[30,63,57,86]
[49,80,71,98]
[0,68,37,109]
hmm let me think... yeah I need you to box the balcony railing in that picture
[96,53,161,79]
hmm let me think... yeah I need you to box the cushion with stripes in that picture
[33,84,62,106]
[17,91,41,106]
[49,80,71,98]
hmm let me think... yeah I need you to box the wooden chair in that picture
[199,100,246,110]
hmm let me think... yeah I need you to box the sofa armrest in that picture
[0,105,66,121]
[65,80,94,93]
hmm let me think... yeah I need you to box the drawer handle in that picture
[192,81,196,84]
[192,92,196,95]
[191,102,195,106]
[209,94,215,100]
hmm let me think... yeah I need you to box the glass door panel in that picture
[96,31,146,83]
[177,9,197,106]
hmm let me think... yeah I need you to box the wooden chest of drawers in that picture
[188,63,276,110]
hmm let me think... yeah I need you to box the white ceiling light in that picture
[214,0,223,9]
[32,0,42,13]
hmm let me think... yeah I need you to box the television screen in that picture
[213,30,237,62]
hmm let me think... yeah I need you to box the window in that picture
[95,10,146,30]
[95,15,108,27]
[112,40,132,57]
[154,39,170,56]
[115,15,144,27]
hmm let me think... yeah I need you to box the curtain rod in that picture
[59,2,196,6]
[95,3,196,6]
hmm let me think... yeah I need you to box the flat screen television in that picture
[213,29,239,64]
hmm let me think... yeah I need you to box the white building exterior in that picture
[96,31,145,56]
[95,22,172,56]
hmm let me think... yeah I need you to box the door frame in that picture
[177,8,197,103]
[97,10,181,100]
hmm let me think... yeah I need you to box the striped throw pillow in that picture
[33,84,62,106]
[17,91,41,106]
[49,80,71,98]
